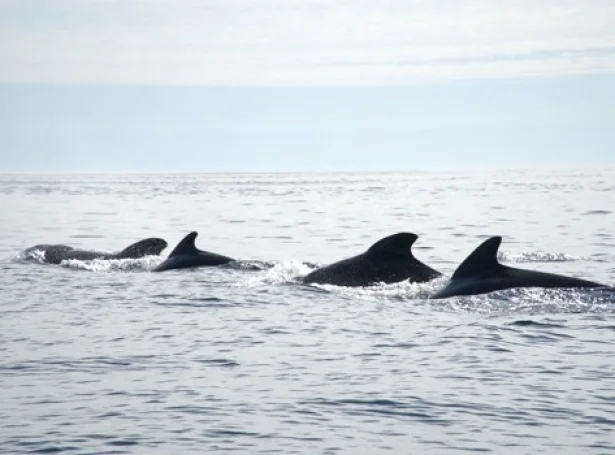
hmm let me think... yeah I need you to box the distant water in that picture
[1,169,614,455]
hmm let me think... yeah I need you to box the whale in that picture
[302,232,441,287]
[431,236,607,299]
[24,237,168,264]
[153,231,234,272]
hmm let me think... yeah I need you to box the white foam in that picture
[498,251,590,263]
[306,276,447,301]
[59,255,164,272]
[14,249,47,263]
[237,261,314,286]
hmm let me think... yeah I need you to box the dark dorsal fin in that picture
[451,236,503,279]
[116,237,168,259]
[169,232,199,256]
[366,232,419,255]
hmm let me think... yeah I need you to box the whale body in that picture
[431,236,607,299]
[302,232,441,287]
[24,238,168,264]
[153,231,234,272]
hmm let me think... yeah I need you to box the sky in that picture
[1,0,614,172]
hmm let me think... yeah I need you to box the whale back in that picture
[116,238,168,259]
[431,236,607,299]
[153,231,234,271]
[302,232,440,286]
[33,245,75,264]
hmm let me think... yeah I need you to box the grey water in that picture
[1,169,615,455]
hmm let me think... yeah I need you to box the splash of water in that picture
[238,261,314,286]
[498,251,591,263]
[59,255,164,272]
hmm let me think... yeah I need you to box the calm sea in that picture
[1,169,614,455]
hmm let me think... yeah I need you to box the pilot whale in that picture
[302,232,441,287]
[431,236,607,299]
[24,237,168,264]
[153,231,234,272]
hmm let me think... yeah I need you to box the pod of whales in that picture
[153,231,235,272]
[302,232,441,287]
[24,238,168,264]
[19,230,611,298]
[431,236,607,299]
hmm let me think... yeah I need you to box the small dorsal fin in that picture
[116,237,168,259]
[367,232,419,255]
[169,232,199,256]
[451,236,502,279]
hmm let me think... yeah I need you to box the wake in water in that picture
[59,256,164,272]
[498,251,593,262]
[431,287,615,314]
[238,261,315,286]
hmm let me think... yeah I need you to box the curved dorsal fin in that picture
[452,236,502,279]
[169,231,199,256]
[366,232,419,255]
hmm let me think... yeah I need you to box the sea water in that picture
[1,169,614,454]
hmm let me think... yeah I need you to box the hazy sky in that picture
[1,0,614,171]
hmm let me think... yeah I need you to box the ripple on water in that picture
[1,170,615,454]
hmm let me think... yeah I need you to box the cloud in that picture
[1,0,615,84]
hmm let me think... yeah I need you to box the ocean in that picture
[1,169,614,454]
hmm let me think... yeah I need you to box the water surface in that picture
[1,169,614,454]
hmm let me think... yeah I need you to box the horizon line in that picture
[2,72,615,89]
[1,164,612,176]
